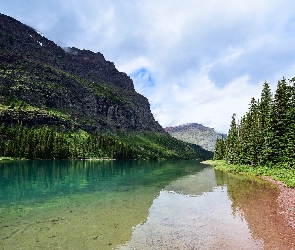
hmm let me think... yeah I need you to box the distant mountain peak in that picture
[165,123,226,152]
[165,123,214,132]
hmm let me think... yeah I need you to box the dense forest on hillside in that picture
[0,124,212,160]
[214,77,295,167]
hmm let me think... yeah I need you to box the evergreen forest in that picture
[214,77,295,168]
[0,124,212,160]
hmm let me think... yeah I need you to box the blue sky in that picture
[1,0,295,133]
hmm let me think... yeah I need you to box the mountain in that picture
[0,13,163,133]
[165,123,226,152]
[0,13,213,160]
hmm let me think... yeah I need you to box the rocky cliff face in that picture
[64,47,134,91]
[165,123,226,152]
[0,13,164,133]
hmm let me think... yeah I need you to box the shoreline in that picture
[200,160,217,165]
[260,176,295,229]
[0,157,114,161]
[201,160,295,229]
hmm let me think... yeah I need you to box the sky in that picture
[1,1,295,133]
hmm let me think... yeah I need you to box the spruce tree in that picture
[226,114,239,164]
[213,137,226,160]
[270,78,290,164]
[237,114,249,164]
[245,98,260,165]
[285,77,295,165]
[258,81,273,164]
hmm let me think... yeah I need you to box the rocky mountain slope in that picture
[165,123,226,152]
[0,13,214,160]
[0,13,163,133]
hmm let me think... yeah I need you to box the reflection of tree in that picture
[164,167,217,196]
[215,169,295,249]
[0,160,206,205]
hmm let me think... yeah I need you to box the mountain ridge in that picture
[165,123,226,152]
[0,13,163,133]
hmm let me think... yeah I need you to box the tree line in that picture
[214,77,295,167]
[0,124,208,160]
[0,125,141,160]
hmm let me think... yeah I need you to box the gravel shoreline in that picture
[261,176,295,229]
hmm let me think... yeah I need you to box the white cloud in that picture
[143,70,262,133]
[117,57,152,76]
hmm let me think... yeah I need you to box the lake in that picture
[0,160,293,249]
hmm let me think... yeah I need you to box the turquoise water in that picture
[0,160,290,249]
[0,160,204,206]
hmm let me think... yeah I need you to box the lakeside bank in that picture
[202,160,295,230]
[201,160,295,187]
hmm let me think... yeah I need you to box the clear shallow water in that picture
[120,171,263,250]
[0,160,286,249]
[0,160,202,205]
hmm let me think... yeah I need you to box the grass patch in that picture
[0,101,74,124]
[0,157,20,161]
[210,160,295,188]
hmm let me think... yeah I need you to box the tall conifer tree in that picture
[285,77,295,165]
[270,78,290,163]
[226,114,239,164]
[258,81,273,164]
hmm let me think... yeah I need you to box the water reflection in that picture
[0,160,205,206]
[120,168,263,250]
[1,160,207,250]
[1,161,294,249]
[216,170,295,249]
[121,168,295,249]
[165,167,217,196]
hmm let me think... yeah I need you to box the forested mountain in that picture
[213,77,295,167]
[0,13,212,160]
[165,123,225,152]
